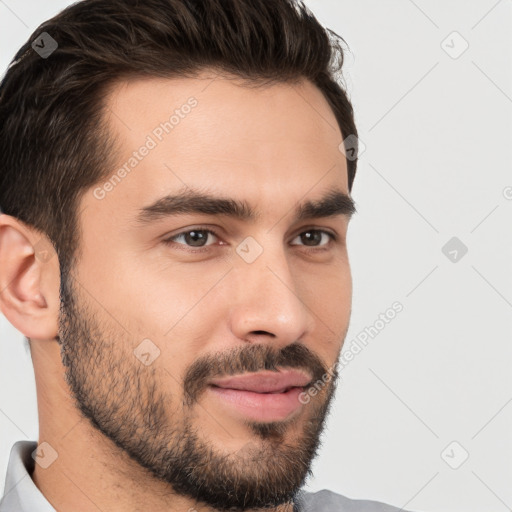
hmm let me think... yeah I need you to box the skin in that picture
[0,71,353,512]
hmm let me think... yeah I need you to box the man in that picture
[0,0,413,511]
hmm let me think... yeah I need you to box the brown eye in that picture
[162,228,220,249]
[291,229,336,248]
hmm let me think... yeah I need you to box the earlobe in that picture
[0,214,60,341]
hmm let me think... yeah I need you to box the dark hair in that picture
[0,0,358,274]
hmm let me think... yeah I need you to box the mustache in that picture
[183,342,330,406]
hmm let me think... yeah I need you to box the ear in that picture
[0,214,60,341]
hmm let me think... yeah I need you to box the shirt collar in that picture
[0,440,56,511]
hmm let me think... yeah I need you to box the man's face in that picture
[58,72,353,510]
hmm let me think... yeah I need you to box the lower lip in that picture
[207,386,306,422]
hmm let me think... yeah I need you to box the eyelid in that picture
[161,224,339,252]
[161,225,223,253]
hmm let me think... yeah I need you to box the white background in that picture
[1,1,511,511]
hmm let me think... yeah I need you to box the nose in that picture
[227,241,314,348]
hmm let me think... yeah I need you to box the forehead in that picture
[88,72,349,223]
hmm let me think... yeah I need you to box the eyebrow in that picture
[135,187,356,226]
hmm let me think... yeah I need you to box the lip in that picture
[209,369,312,393]
[207,369,313,422]
[208,386,306,422]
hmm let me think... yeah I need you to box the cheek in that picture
[106,259,231,379]
[301,255,352,307]
[302,260,352,346]
[122,261,230,335]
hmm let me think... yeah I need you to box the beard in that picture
[57,269,342,511]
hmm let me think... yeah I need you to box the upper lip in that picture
[209,369,312,393]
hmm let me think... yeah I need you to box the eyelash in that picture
[162,226,338,254]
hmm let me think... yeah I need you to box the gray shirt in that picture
[0,441,412,511]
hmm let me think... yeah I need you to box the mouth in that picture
[209,385,302,394]
[208,369,313,393]
[206,369,313,422]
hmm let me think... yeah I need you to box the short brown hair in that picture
[0,0,358,274]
